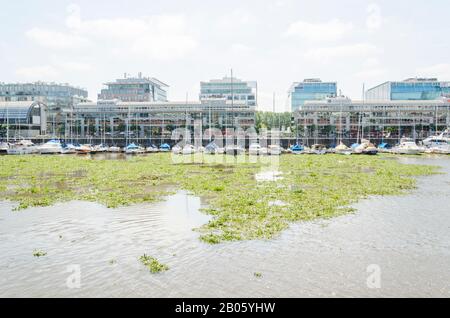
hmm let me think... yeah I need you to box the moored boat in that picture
[125,143,145,154]
[38,140,63,154]
[335,142,352,155]
[391,138,422,155]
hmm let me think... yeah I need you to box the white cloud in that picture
[26,28,90,50]
[16,65,59,79]
[26,4,197,60]
[284,19,354,41]
[304,43,381,62]
[416,63,450,80]
[366,3,382,31]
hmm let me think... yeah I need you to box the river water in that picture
[0,156,449,297]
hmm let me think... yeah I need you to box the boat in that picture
[160,143,171,152]
[61,143,77,154]
[92,144,108,153]
[146,144,159,153]
[76,144,93,154]
[268,145,282,156]
[377,142,392,153]
[182,144,196,155]
[310,144,327,155]
[249,143,262,156]
[353,139,378,155]
[205,142,219,154]
[125,143,145,154]
[38,140,63,154]
[7,140,38,155]
[391,138,422,155]
[422,129,450,147]
[334,142,352,155]
[424,140,450,154]
[108,146,122,153]
[290,144,304,155]
[224,144,244,155]
[171,145,182,154]
[0,142,9,154]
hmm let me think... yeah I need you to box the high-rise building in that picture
[98,73,169,102]
[0,82,88,112]
[288,79,337,112]
[200,77,257,107]
[366,78,450,101]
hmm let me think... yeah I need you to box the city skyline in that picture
[1,0,449,111]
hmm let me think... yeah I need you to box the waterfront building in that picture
[288,79,337,112]
[62,99,255,140]
[366,78,450,101]
[0,101,48,138]
[0,82,88,112]
[98,73,169,102]
[294,97,450,145]
[200,77,257,107]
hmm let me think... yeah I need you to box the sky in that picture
[0,0,449,111]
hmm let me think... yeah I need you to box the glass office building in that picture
[366,78,450,101]
[0,82,88,112]
[288,79,337,112]
[200,77,257,107]
[98,73,169,102]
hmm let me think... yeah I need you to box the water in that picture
[0,156,449,297]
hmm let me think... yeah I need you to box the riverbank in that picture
[0,153,438,243]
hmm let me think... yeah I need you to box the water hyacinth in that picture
[0,154,438,243]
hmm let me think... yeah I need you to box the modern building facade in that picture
[0,101,48,138]
[0,82,88,112]
[200,77,257,107]
[98,73,169,102]
[294,97,450,145]
[62,99,255,140]
[288,79,337,112]
[366,78,450,101]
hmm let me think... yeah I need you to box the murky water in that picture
[0,156,449,297]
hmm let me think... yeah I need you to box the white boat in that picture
[182,144,196,155]
[108,146,122,153]
[268,145,282,156]
[145,145,159,153]
[249,143,262,156]
[205,142,219,154]
[76,144,93,154]
[125,143,145,154]
[424,141,450,154]
[391,138,422,155]
[225,144,245,155]
[61,143,77,154]
[422,129,450,147]
[92,144,108,153]
[354,139,378,155]
[7,140,37,155]
[309,144,327,155]
[1,142,10,154]
[334,142,352,155]
[38,140,63,154]
[172,145,182,154]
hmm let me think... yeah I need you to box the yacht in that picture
[422,129,450,147]
[171,145,182,154]
[391,138,422,155]
[76,144,93,154]
[268,145,282,156]
[249,143,262,156]
[354,139,378,155]
[334,142,352,155]
[108,146,122,153]
[125,143,145,154]
[0,142,9,154]
[61,143,77,154]
[92,144,108,153]
[182,144,196,155]
[7,140,37,155]
[38,140,63,154]
[424,140,450,154]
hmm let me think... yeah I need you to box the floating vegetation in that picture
[254,272,262,278]
[0,154,438,244]
[33,250,47,257]
[139,254,169,273]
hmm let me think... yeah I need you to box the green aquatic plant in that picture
[33,250,47,257]
[254,272,262,278]
[139,254,169,273]
[0,154,438,244]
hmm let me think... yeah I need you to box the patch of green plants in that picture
[33,250,47,257]
[139,254,169,273]
[0,153,438,244]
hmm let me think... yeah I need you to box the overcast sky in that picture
[0,0,449,111]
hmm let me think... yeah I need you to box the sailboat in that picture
[125,143,145,154]
[353,139,378,155]
[7,140,38,155]
[0,142,9,154]
[391,138,422,155]
[335,142,352,155]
